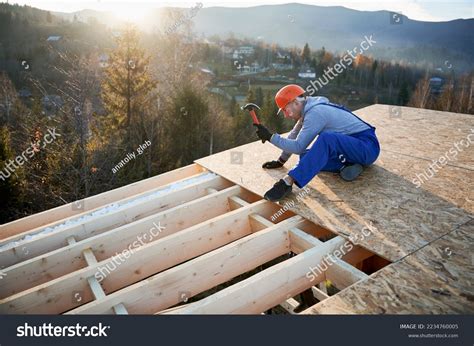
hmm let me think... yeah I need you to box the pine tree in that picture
[163,84,210,169]
[101,24,157,151]
[301,43,311,64]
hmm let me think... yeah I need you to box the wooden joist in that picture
[169,235,364,314]
[230,195,367,309]
[67,237,128,315]
[0,163,204,239]
[311,286,329,301]
[0,184,249,298]
[279,298,300,314]
[0,174,232,267]
[0,159,384,316]
[289,228,370,290]
[0,185,262,312]
[66,215,303,314]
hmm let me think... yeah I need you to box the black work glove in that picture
[262,160,284,169]
[253,124,273,143]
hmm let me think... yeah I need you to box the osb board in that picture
[355,104,474,169]
[305,219,474,314]
[196,105,473,261]
[378,150,473,214]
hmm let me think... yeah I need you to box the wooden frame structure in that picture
[0,163,383,314]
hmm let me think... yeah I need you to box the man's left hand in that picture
[254,124,273,143]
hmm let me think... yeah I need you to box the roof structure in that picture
[0,104,472,314]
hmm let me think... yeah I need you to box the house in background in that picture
[298,66,316,79]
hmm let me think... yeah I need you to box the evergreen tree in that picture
[301,43,311,64]
[101,24,157,151]
[398,82,410,105]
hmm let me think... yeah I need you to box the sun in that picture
[109,5,149,22]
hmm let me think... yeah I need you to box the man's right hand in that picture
[262,160,284,169]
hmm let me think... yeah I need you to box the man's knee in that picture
[299,148,310,158]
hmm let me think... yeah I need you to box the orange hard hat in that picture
[275,84,305,115]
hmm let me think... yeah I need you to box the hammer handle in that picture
[250,110,260,125]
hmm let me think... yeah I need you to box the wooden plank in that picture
[169,236,347,314]
[288,227,324,253]
[1,172,226,248]
[325,258,369,290]
[112,304,128,315]
[66,215,304,314]
[0,163,203,238]
[67,236,128,315]
[0,199,282,314]
[235,201,337,308]
[280,298,300,314]
[289,228,373,265]
[289,228,369,289]
[0,185,248,298]
[228,195,250,210]
[311,286,329,301]
[0,174,231,267]
[87,276,105,300]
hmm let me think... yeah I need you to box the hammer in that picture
[241,103,261,125]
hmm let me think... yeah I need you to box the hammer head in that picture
[241,103,261,111]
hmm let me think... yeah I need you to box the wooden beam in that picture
[0,163,204,239]
[0,185,247,299]
[168,236,349,314]
[3,171,226,249]
[289,228,369,290]
[66,237,128,315]
[311,286,329,301]
[325,258,369,290]
[0,174,232,267]
[66,215,303,314]
[280,298,300,314]
[0,199,283,314]
[230,198,318,314]
[289,228,373,268]
[228,195,250,210]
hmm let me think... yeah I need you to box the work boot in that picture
[340,163,363,181]
[264,179,292,202]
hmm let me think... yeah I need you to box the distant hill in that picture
[2,2,472,70]
[189,4,473,69]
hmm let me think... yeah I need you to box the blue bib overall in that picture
[288,103,380,188]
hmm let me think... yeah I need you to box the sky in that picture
[4,0,474,22]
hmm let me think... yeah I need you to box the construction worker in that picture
[254,84,380,202]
